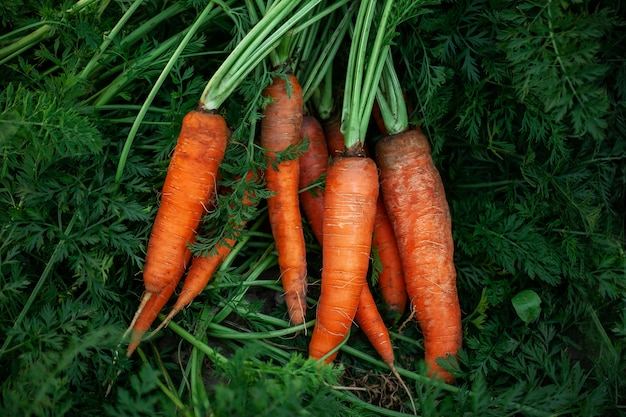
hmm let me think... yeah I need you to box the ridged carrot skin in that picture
[298,116,329,245]
[261,73,307,326]
[309,156,379,362]
[142,110,229,295]
[373,196,408,317]
[375,129,462,383]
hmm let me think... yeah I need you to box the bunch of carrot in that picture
[123,0,462,392]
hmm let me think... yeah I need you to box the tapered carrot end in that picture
[151,307,180,335]
[123,292,153,339]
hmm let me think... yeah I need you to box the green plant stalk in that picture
[376,52,408,135]
[0,213,77,358]
[166,320,229,365]
[332,390,416,417]
[191,345,212,417]
[301,2,356,104]
[199,0,306,109]
[211,246,277,324]
[205,320,313,340]
[342,0,394,148]
[114,1,218,182]
[0,0,101,63]
[78,0,144,80]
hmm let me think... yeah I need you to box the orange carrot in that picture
[375,129,462,383]
[372,196,408,317]
[354,283,394,366]
[298,115,329,245]
[142,109,229,296]
[322,117,346,158]
[155,174,260,331]
[325,117,407,319]
[308,155,379,362]
[126,277,179,356]
[261,73,307,326]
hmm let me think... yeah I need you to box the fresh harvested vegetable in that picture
[376,129,462,383]
[155,175,260,331]
[308,156,379,362]
[298,115,329,245]
[324,115,407,318]
[373,196,407,317]
[354,283,394,366]
[126,277,178,356]
[137,109,229,313]
[261,73,308,326]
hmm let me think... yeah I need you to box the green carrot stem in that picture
[78,0,144,80]
[375,52,409,135]
[342,0,394,149]
[113,1,218,182]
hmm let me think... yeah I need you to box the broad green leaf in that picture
[511,289,542,324]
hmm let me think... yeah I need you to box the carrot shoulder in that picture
[375,129,462,383]
[308,155,379,362]
[142,110,229,296]
[261,73,308,326]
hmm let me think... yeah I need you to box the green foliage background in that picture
[1,0,624,416]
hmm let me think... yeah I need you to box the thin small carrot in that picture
[355,283,394,366]
[372,195,408,317]
[308,154,379,363]
[322,116,346,158]
[126,277,178,356]
[375,128,462,384]
[261,72,308,326]
[298,115,329,245]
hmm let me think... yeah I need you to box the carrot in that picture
[298,115,329,245]
[322,117,346,157]
[354,283,394,366]
[142,110,229,294]
[372,195,408,317]
[308,155,379,362]
[261,73,308,326]
[298,130,402,361]
[324,117,407,318]
[155,174,260,331]
[126,277,178,356]
[375,129,462,384]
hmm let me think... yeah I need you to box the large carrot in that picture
[325,116,407,318]
[308,155,379,362]
[298,115,329,244]
[261,73,308,326]
[134,109,229,322]
[375,129,462,383]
